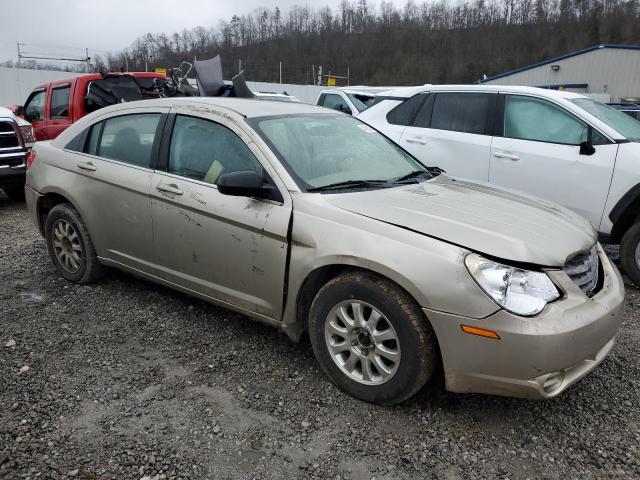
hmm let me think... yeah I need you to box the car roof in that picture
[101,96,333,118]
[380,84,588,100]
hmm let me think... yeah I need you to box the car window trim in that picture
[496,93,615,145]
[156,112,176,172]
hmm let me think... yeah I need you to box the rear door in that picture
[150,108,292,320]
[399,92,496,180]
[65,107,167,270]
[489,94,618,228]
[46,81,73,139]
[23,88,47,140]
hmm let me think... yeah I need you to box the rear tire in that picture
[620,222,640,286]
[44,203,105,284]
[3,186,25,201]
[308,271,438,405]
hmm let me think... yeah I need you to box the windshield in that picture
[345,93,375,112]
[252,114,428,191]
[571,98,640,141]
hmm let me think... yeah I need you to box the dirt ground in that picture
[1,196,639,480]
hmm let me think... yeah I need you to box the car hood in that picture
[324,175,595,267]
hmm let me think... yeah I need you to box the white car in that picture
[358,84,640,285]
[316,88,381,115]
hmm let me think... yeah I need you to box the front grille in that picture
[0,120,21,151]
[564,247,599,296]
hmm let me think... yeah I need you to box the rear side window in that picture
[97,114,161,167]
[50,85,71,119]
[386,94,426,126]
[168,115,263,185]
[504,95,588,145]
[430,93,492,134]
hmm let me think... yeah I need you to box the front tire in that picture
[44,203,105,284]
[620,222,640,286]
[308,271,438,405]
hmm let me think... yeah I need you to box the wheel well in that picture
[292,265,427,340]
[37,193,71,234]
[610,203,640,243]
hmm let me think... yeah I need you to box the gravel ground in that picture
[1,194,639,480]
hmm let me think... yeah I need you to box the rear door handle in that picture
[405,137,427,145]
[76,161,96,171]
[493,152,520,161]
[156,183,183,195]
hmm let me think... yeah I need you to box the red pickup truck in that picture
[14,72,165,141]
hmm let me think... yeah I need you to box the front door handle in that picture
[76,161,96,171]
[405,137,427,145]
[493,152,520,161]
[156,183,183,195]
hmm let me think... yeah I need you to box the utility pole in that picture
[347,67,350,86]
[317,65,322,86]
[279,61,282,84]
[239,58,241,74]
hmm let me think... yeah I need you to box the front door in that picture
[23,89,47,140]
[399,92,495,181]
[150,110,292,319]
[490,94,618,229]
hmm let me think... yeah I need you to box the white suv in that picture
[358,85,640,284]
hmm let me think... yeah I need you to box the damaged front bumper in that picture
[426,245,625,399]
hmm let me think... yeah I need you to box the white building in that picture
[477,44,640,103]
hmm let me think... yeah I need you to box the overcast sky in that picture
[0,0,405,63]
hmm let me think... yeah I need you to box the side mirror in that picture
[217,170,281,201]
[579,126,596,156]
[579,141,596,156]
[12,105,25,118]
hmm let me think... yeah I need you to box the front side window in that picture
[253,114,427,190]
[50,85,71,119]
[571,98,640,142]
[505,96,588,145]
[322,94,352,114]
[24,90,46,122]
[98,114,161,167]
[168,115,263,185]
[429,93,492,134]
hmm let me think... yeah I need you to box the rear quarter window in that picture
[386,94,427,126]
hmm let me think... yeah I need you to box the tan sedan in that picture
[25,98,624,404]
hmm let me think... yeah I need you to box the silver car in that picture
[25,98,625,404]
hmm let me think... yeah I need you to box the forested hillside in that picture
[103,0,640,85]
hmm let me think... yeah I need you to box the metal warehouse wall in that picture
[482,48,640,102]
[0,67,84,105]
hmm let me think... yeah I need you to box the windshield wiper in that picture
[307,179,390,192]
[393,167,444,184]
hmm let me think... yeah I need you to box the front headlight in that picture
[465,253,560,316]
[20,125,35,146]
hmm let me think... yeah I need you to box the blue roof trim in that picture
[477,44,640,83]
[535,83,589,89]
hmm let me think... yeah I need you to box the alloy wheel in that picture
[324,300,401,385]
[52,219,83,273]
